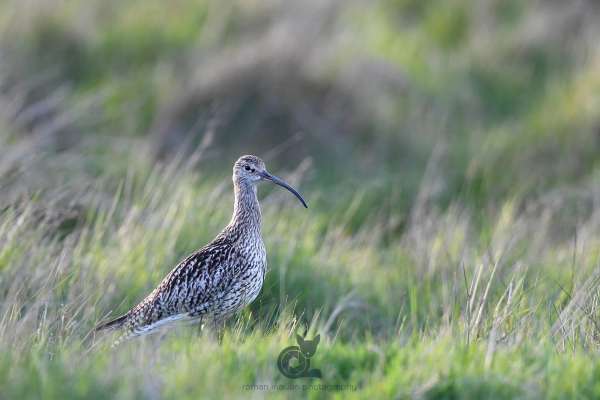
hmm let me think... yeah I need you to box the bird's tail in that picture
[94,314,128,332]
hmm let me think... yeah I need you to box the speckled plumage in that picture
[95,155,307,342]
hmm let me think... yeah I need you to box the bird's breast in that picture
[236,236,267,304]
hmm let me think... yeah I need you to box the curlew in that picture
[95,155,307,342]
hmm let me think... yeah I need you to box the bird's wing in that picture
[122,237,239,334]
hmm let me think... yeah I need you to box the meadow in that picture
[0,0,599,398]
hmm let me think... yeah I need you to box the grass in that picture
[0,0,600,398]
[0,149,599,398]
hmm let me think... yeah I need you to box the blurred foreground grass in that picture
[1,0,600,398]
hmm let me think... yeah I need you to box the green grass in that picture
[1,0,600,398]
[0,153,599,398]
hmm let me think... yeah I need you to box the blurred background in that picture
[1,1,600,398]
[2,0,598,220]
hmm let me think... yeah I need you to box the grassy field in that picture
[1,0,600,399]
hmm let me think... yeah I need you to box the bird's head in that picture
[233,155,308,208]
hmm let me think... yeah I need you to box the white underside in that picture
[133,313,199,336]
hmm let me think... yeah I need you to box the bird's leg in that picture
[196,317,204,335]
[208,317,225,343]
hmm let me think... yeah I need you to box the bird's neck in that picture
[230,179,261,233]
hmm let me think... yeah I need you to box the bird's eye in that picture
[244,165,251,171]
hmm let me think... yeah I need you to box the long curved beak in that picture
[260,171,308,208]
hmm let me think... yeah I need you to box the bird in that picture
[94,155,307,342]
